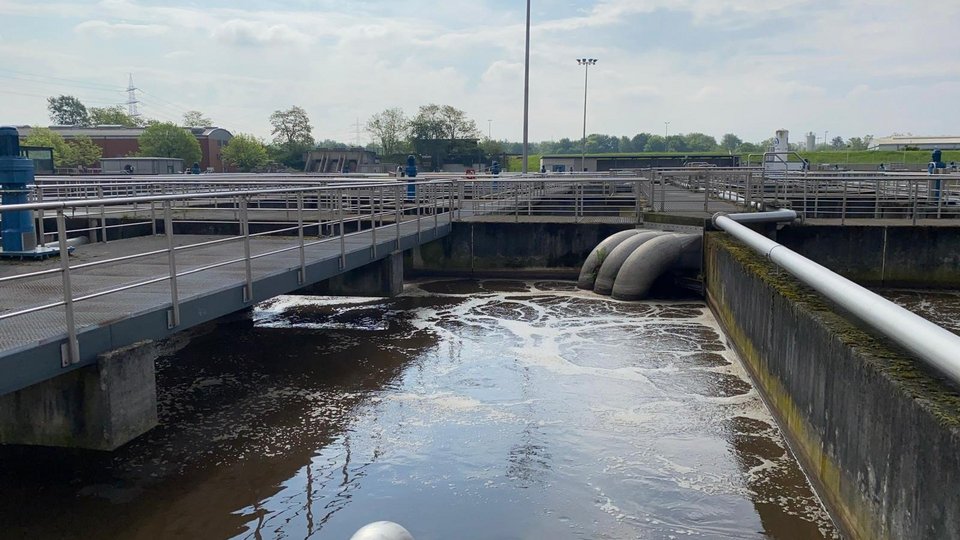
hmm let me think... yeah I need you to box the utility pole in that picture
[577,58,598,173]
[521,0,531,174]
[126,73,140,119]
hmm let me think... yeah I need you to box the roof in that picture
[17,125,144,138]
[17,125,233,139]
[874,136,960,145]
[101,157,184,161]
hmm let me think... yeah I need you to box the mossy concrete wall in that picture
[777,225,960,287]
[407,222,633,278]
[705,232,960,540]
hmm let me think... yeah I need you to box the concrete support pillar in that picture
[0,341,158,451]
[300,251,404,297]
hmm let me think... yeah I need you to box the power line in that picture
[0,68,125,92]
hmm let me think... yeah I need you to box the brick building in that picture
[17,125,234,172]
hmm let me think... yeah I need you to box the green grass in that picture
[504,150,960,171]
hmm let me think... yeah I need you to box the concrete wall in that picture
[407,222,633,278]
[0,341,158,451]
[777,224,960,288]
[704,232,960,540]
[298,251,403,297]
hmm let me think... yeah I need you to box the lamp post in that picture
[824,130,828,150]
[521,0,531,174]
[577,58,597,173]
[487,119,492,140]
[664,121,670,139]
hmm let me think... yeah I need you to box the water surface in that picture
[0,280,835,539]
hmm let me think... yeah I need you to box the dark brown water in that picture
[881,289,960,335]
[0,280,836,539]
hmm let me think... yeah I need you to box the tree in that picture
[138,122,202,165]
[366,108,409,156]
[182,111,212,127]
[846,135,873,151]
[617,136,634,153]
[738,142,761,153]
[644,135,666,152]
[439,105,479,140]
[409,104,448,140]
[664,135,688,152]
[89,106,143,127]
[269,106,313,147]
[47,95,89,126]
[683,132,719,152]
[721,133,742,153]
[66,135,102,168]
[630,133,651,152]
[480,138,505,161]
[831,136,845,149]
[222,133,268,172]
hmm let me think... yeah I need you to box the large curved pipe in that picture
[576,229,643,289]
[593,231,667,295]
[611,234,700,301]
[714,211,960,386]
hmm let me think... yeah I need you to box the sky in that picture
[0,0,957,146]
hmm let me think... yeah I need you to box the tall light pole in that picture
[487,119,492,140]
[521,0,531,174]
[577,58,597,173]
[664,121,670,138]
[824,130,828,150]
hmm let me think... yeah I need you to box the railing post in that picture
[703,173,710,212]
[338,189,345,269]
[912,181,919,226]
[416,182,421,241]
[240,197,253,302]
[317,189,324,238]
[396,183,402,250]
[57,210,80,367]
[36,188,46,246]
[841,181,848,225]
[371,187,378,257]
[164,201,180,328]
[97,185,107,242]
[297,193,306,285]
[745,172,753,211]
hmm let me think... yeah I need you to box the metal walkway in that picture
[0,181,453,396]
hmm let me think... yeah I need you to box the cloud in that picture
[211,19,313,47]
[74,20,169,38]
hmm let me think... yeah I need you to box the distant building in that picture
[873,136,960,151]
[16,125,234,172]
[540,153,740,173]
[304,148,383,173]
[100,157,184,175]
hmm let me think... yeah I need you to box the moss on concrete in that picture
[708,232,960,428]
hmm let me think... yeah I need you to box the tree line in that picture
[34,94,879,172]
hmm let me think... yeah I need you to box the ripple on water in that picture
[0,279,837,540]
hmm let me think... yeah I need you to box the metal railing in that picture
[456,177,644,222]
[709,171,960,223]
[0,180,455,366]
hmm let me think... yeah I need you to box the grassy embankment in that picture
[507,151,960,171]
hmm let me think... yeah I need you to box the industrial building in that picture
[304,148,385,173]
[540,153,740,172]
[100,157,184,175]
[16,125,234,172]
[872,136,960,151]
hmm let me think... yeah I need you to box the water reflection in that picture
[0,280,836,539]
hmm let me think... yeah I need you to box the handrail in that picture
[0,179,453,212]
[714,210,960,386]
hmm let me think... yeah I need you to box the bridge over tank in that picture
[0,180,453,449]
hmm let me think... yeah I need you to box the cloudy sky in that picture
[1,0,957,145]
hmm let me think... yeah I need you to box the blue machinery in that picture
[0,126,58,259]
[405,155,418,199]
